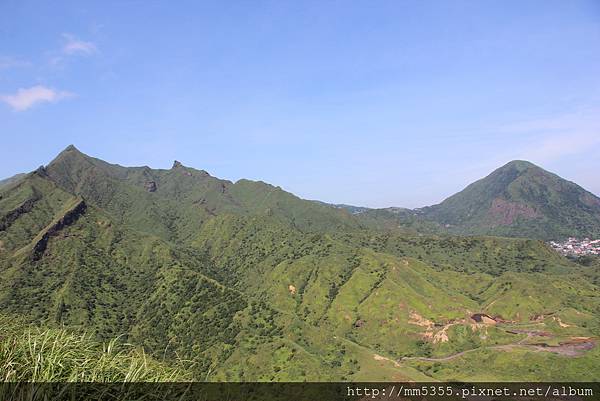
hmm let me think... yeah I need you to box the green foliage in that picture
[0,315,189,382]
[0,173,26,190]
[570,254,600,267]
[0,147,599,382]
[357,160,600,241]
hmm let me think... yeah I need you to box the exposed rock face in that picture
[144,181,157,192]
[34,166,48,177]
[31,199,87,261]
[488,198,539,226]
[0,195,40,231]
[471,313,497,325]
[581,193,600,208]
[172,160,193,176]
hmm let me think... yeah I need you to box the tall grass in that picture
[0,315,190,382]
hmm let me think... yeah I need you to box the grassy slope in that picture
[422,160,600,240]
[43,146,359,242]
[190,213,599,379]
[356,161,600,241]
[1,148,599,381]
[407,345,600,381]
[0,314,188,382]
[0,173,26,189]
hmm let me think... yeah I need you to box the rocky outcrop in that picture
[471,313,497,325]
[144,181,157,192]
[581,193,600,209]
[31,199,87,261]
[33,166,48,177]
[0,195,40,231]
[172,160,194,176]
[487,198,539,226]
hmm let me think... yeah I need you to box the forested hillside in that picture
[1,146,598,381]
[355,160,600,240]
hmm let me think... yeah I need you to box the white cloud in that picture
[0,85,73,111]
[62,33,97,56]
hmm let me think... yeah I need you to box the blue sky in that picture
[1,0,599,208]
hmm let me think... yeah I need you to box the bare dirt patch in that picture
[471,313,498,325]
[408,312,466,344]
[373,353,401,368]
[506,329,551,336]
[408,311,434,328]
[529,338,596,357]
[433,324,450,343]
[402,338,597,363]
[553,316,571,328]
[487,198,539,225]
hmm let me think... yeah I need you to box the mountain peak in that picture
[49,144,89,167]
[425,159,600,239]
[500,160,537,172]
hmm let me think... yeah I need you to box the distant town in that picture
[549,238,600,256]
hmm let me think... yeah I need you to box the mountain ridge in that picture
[3,149,599,241]
[338,160,600,240]
[1,146,599,381]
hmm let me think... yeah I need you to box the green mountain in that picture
[422,160,600,240]
[43,145,359,240]
[1,147,599,382]
[354,160,600,240]
[0,173,26,189]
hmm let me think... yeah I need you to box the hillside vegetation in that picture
[0,146,598,381]
[355,160,600,240]
[0,173,25,189]
[0,315,189,382]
